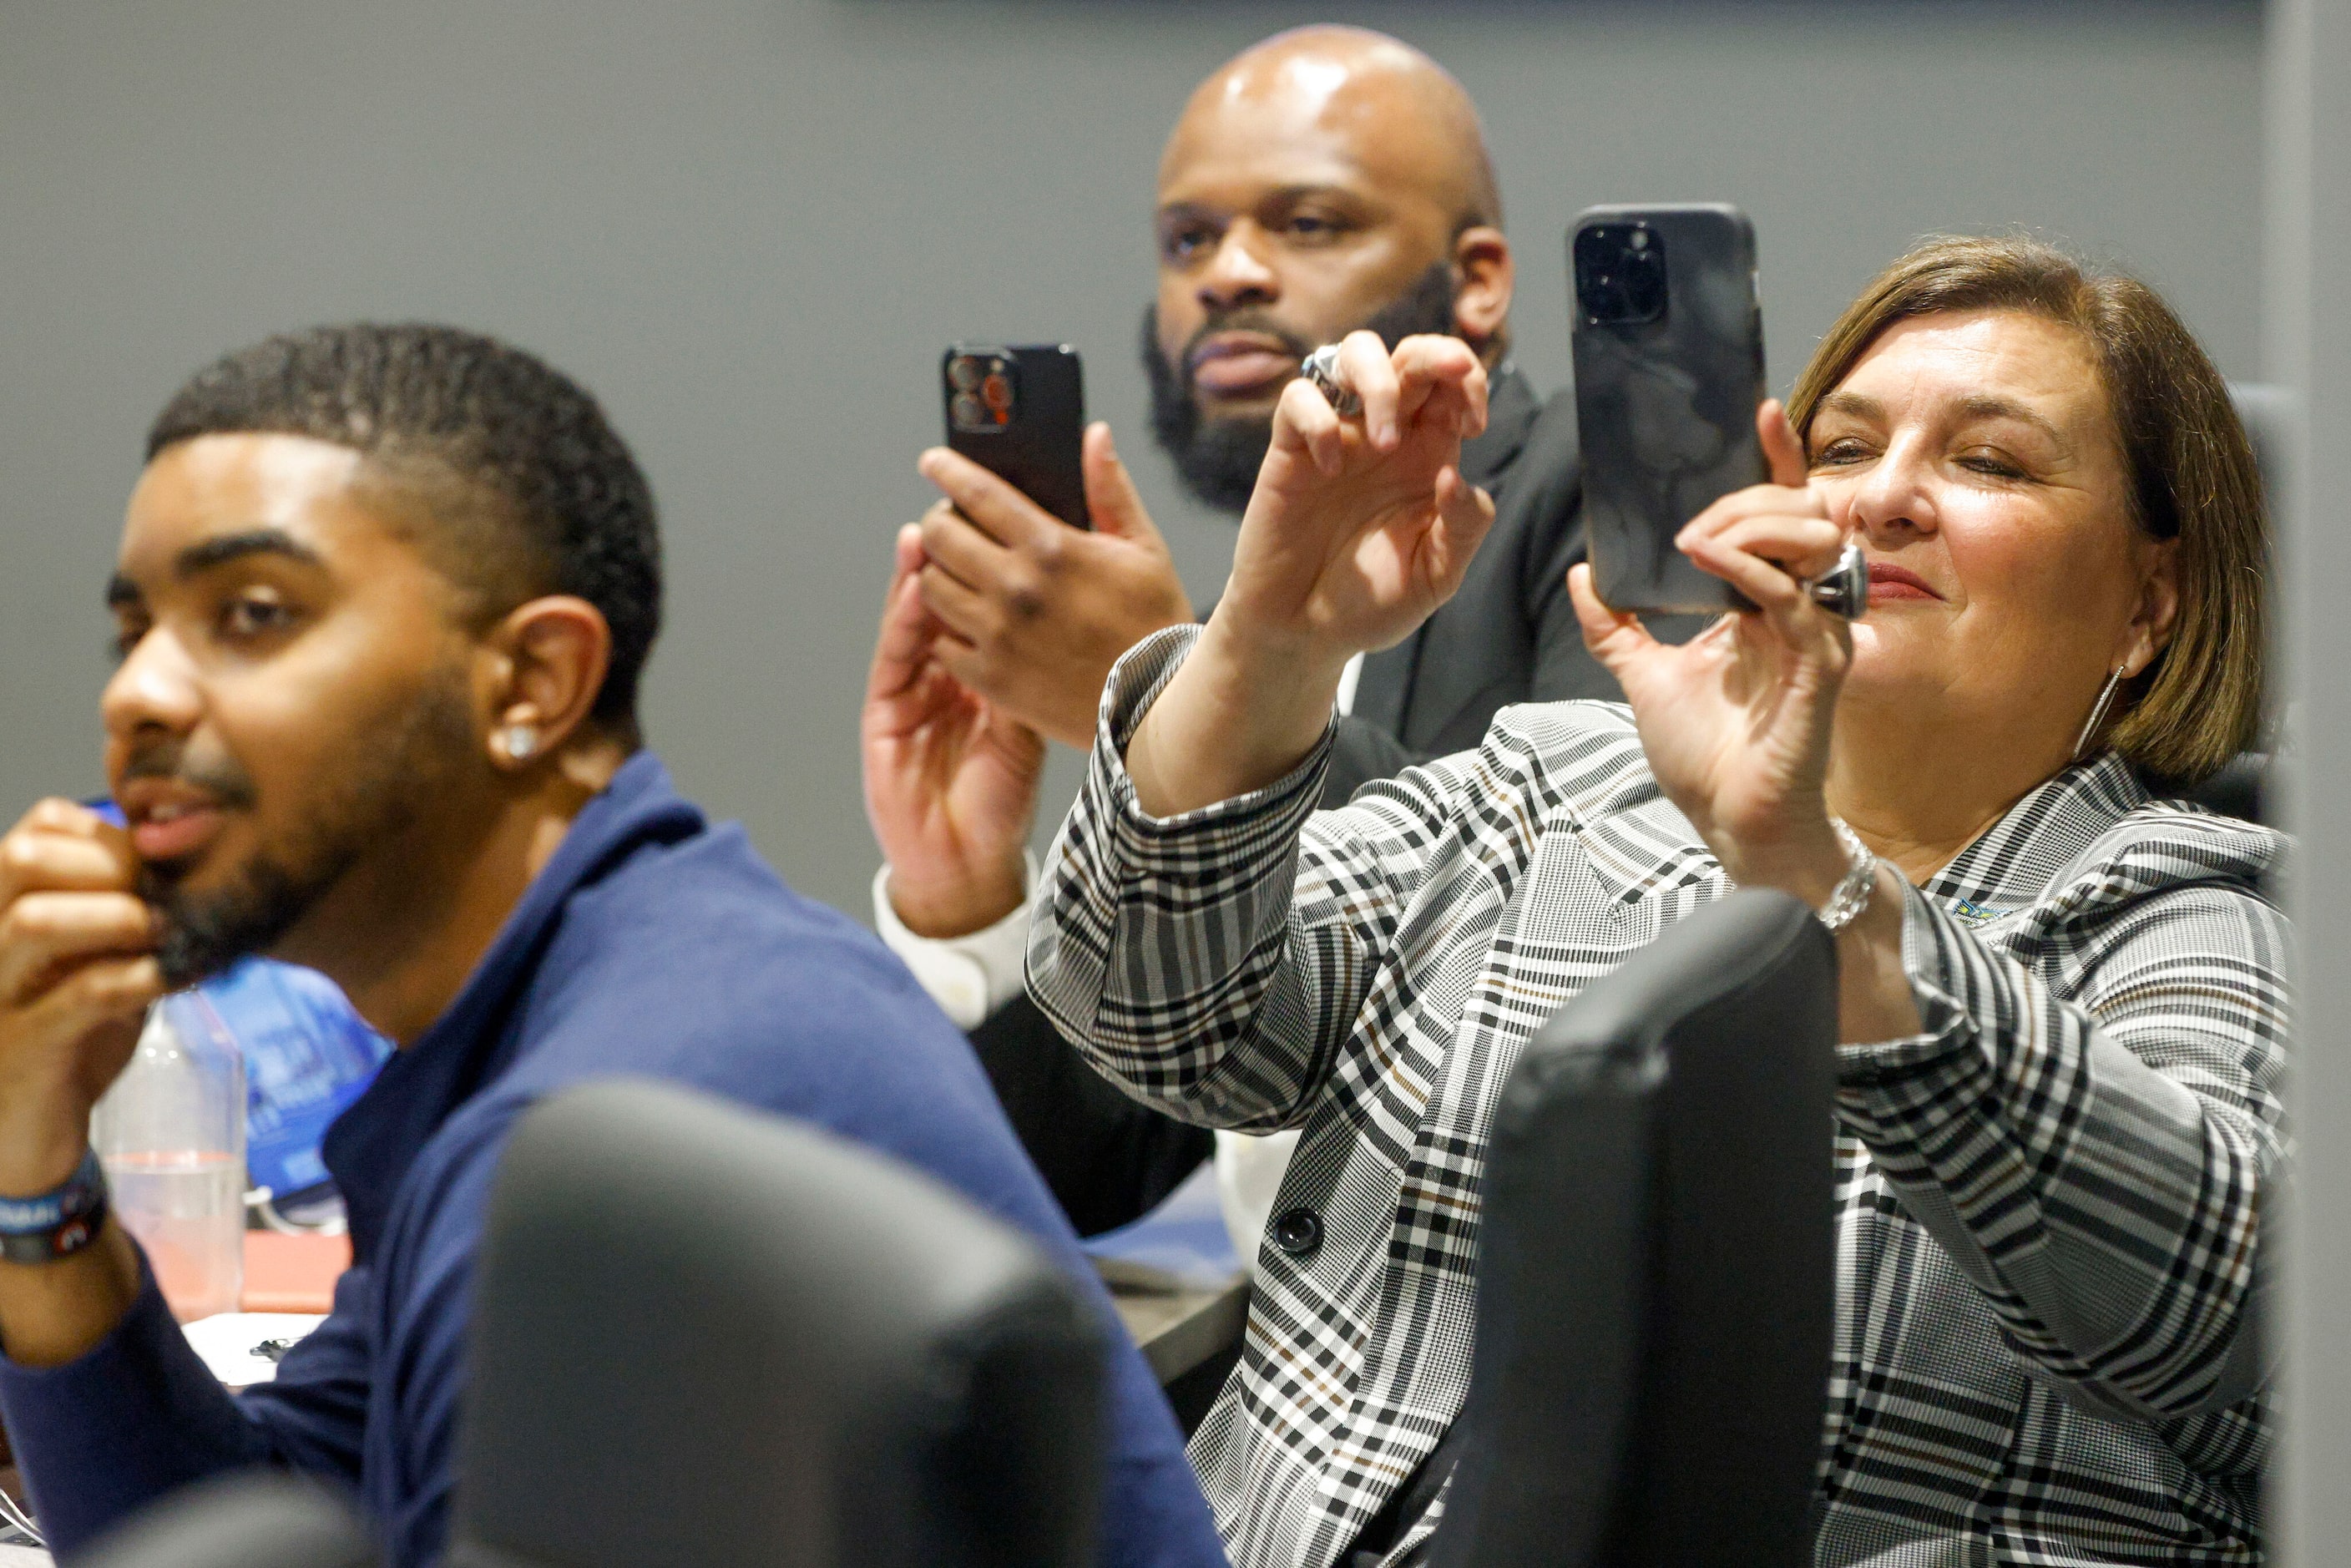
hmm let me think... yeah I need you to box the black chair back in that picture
[1433,889,1838,1568]
[73,1472,377,1568]
[447,1080,1106,1568]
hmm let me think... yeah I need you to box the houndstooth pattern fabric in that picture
[1028,625,2288,1568]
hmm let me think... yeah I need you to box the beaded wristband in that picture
[0,1149,111,1264]
[1816,818,1878,935]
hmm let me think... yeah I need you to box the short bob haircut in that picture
[1786,235,2266,786]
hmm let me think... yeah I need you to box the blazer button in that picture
[1272,1206,1323,1257]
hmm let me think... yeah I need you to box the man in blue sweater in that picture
[0,326,1223,1567]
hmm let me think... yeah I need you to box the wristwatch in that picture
[0,1150,110,1264]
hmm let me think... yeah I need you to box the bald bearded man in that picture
[863,28,1624,1328]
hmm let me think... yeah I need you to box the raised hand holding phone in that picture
[913,425,1190,750]
[916,343,1192,751]
[1126,330,1495,817]
[1570,399,1854,904]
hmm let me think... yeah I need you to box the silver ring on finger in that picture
[1301,344,1363,417]
[1805,543,1868,620]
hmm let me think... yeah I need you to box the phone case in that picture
[1570,205,1767,614]
[942,344,1088,529]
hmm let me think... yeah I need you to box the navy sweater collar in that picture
[321,751,704,1262]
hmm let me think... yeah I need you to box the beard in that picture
[132,669,479,989]
[1143,260,1467,513]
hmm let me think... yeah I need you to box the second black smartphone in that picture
[942,344,1088,529]
[1570,205,1768,614]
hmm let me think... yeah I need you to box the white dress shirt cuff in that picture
[1334,650,1364,718]
[871,857,1039,1031]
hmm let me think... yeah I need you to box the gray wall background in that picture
[0,0,2264,918]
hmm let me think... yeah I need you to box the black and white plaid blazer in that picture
[1029,625,2288,1568]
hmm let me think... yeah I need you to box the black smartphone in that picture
[942,344,1088,529]
[1570,205,1768,614]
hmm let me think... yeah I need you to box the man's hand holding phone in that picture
[913,422,1193,750]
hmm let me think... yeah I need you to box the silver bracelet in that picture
[1817,818,1878,934]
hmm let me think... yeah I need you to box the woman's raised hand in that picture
[1126,331,1494,817]
[1218,330,1495,673]
[1571,401,1857,903]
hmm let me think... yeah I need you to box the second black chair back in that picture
[73,1472,377,1568]
[1433,889,1838,1568]
[448,1080,1107,1568]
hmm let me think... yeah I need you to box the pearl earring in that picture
[498,725,539,761]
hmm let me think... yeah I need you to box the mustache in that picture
[116,745,260,812]
[1174,310,1316,388]
[1156,260,1464,397]
[1142,261,1464,513]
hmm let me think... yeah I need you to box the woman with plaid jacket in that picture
[1013,237,2283,1568]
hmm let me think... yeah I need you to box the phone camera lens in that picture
[1575,223,1668,326]
[1624,250,1666,319]
[951,392,988,430]
[981,374,1014,412]
[948,357,983,392]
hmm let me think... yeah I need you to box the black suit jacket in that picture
[973,367,1623,1235]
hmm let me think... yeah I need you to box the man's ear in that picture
[2121,538,2182,678]
[479,595,613,770]
[1452,226,1514,352]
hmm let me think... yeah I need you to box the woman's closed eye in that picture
[1954,448,2030,482]
[1811,436,1876,470]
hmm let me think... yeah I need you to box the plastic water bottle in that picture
[90,999,246,1322]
